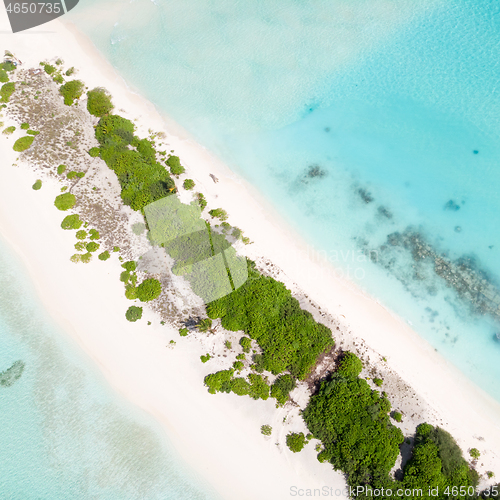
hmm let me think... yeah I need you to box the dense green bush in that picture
[75,230,87,239]
[125,286,137,300]
[248,373,269,400]
[59,80,84,105]
[392,411,403,422]
[53,74,64,85]
[469,448,480,460]
[270,374,296,406]
[166,155,185,175]
[373,377,383,387]
[204,369,234,394]
[1,61,16,72]
[125,306,143,322]
[261,425,272,436]
[61,214,82,230]
[136,278,162,302]
[239,336,252,353]
[86,242,100,253]
[81,253,92,264]
[74,242,86,251]
[233,361,244,371]
[32,179,42,190]
[89,147,100,157]
[43,63,56,75]
[20,122,29,130]
[183,179,195,190]
[67,171,77,179]
[200,354,212,363]
[2,125,15,134]
[209,208,228,221]
[121,261,136,272]
[57,164,67,175]
[54,193,76,211]
[286,433,307,453]
[89,229,100,240]
[196,192,207,210]
[65,67,75,76]
[206,260,334,379]
[0,69,8,83]
[337,351,363,378]
[13,136,34,152]
[27,130,39,136]
[179,327,189,337]
[87,87,114,117]
[0,82,15,102]
[94,114,176,211]
[197,318,213,332]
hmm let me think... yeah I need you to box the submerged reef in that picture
[0,360,25,387]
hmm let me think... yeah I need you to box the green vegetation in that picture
[469,448,480,460]
[225,341,232,349]
[136,278,162,302]
[0,69,9,83]
[27,129,39,136]
[57,164,67,175]
[3,125,15,134]
[1,61,16,72]
[0,82,15,102]
[74,242,86,251]
[59,80,84,105]
[125,286,137,300]
[13,136,34,152]
[126,306,143,322]
[179,327,189,337]
[337,351,363,378]
[209,208,228,221]
[65,67,75,76]
[200,354,212,363]
[239,336,252,353]
[89,228,100,240]
[197,318,213,332]
[166,155,185,176]
[373,377,383,387]
[392,411,403,422]
[61,214,82,230]
[196,192,207,210]
[94,115,176,211]
[32,179,42,190]
[86,242,100,253]
[286,432,307,453]
[233,361,244,371]
[183,178,195,190]
[81,252,92,264]
[75,230,87,239]
[261,425,272,436]
[42,63,56,75]
[54,193,76,211]
[89,147,100,157]
[20,122,29,130]
[87,87,114,117]
[206,260,334,379]
[270,374,296,406]
[121,261,136,272]
[53,74,64,84]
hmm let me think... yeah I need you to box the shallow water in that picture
[0,236,220,499]
[68,0,500,399]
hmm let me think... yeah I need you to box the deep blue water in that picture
[0,236,220,499]
[66,0,500,398]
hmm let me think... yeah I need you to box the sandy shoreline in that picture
[0,11,499,500]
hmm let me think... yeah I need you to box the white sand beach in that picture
[0,11,499,500]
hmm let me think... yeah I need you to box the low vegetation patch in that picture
[32,179,42,190]
[13,136,34,152]
[87,87,113,117]
[61,214,82,230]
[54,193,76,211]
[59,79,84,105]
[125,306,143,322]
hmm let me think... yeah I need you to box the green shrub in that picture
[1,61,16,72]
[236,353,245,360]
[32,179,42,190]
[65,67,75,76]
[3,125,15,134]
[239,336,252,353]
[89,229,100,240]
[179,327,189,337]
[87,87,114,117]
[200,354,211,363]
[166,155,185,175]
[20,122,29,130]
[81,252,92,264]
[125,287,137,299]
[392,411,403,422]
[53,74,63,84]
[209,208,228,221]
[43,63,56,75]
[373,377,383,387]
[0,82,15,102]
[126,306,143,322]
[197,318,213,332]
[27,130,39,135]
[54,193,76,211]
[337,351,363,378]
[67,171,77,179]
[204,369,234,394]
[0,69,8,83]
[13,136,34,152]
[286,433,307,453]
[86,242,100,253]
[121,261,136,272]
[271,374,296,406]
[225,341,232,349]
[74,242,86,251]
[196,192,207,210]
[136,278,162,302]
[57,164,67,175]
[113,246,120,252]
[233,361,244,371]
[469,448,480,459]
[248,373,269,400]
[183,179,195,190]
[261,425,272,436]
[206,260,334,379]
[70,254,81,263]
[89,147,100,157]
[76,172,85,179]
[75,230,87,239]
[59,80,84,105]
[61,214,82,230]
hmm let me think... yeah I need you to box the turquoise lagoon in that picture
[67,0,500,398]
[0,236,219,499]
